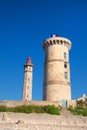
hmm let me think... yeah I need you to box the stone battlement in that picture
[43,37,71,50]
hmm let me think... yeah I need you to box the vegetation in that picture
[0,105,61,115]
[68,105,87,116]
[76,100,85,107]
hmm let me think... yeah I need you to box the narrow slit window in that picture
[27,86,29,89]
[64,72,68,79]
[64,52,67,59]
[85,98,87,102]
[64,62,67,68]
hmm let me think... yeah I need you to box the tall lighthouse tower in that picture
[22,58,34,101]
[43,35,71,102]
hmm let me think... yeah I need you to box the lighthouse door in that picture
[62,100,67,108]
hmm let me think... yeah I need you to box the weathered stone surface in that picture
[0,111,87,130]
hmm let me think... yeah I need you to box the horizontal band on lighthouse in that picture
[24,64,34,67]
[44,59,69,64]
[44,81,70,85]
[24,70,32,72]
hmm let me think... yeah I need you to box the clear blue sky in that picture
[0,0,87,100]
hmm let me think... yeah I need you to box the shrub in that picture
[76,100,85,107]
[0,106,7,112]
[43,105,60,115]
[0,105,61,115]
[68,106,87,116]
[68,105,75,114]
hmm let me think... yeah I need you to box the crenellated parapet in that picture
[43,36,71,50]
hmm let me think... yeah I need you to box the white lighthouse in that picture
[22,58,34,101]
[43,35,71,102]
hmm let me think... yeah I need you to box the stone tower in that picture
[43,34,71,102]
[22,58,34,101]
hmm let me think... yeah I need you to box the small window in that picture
[53,40,56,44]
[28,67,30,70]
[64,72,68,79]
[50,40,53,45]
[60,40,63,45]
[85,98,87,102]
[64,62,67,68]
[57,40,59,44]
[27,86,29,89]
[64,52,67,59]
[25,74,27,79]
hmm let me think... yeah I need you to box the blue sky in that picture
[0,0,87,100]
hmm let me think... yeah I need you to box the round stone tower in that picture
[43,34,71,102]
[22,58,34,101]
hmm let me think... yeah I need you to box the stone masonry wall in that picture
[0,100,76,108]
[0,100,61,108]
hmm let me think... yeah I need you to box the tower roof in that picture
[24,57,34,67]
[27,58,32,64]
